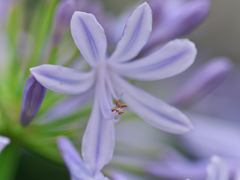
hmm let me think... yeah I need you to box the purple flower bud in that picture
[168,57,232,108]
[52,0,75,46]
[20,74,46,126]
[52,0,114,47]
[142,0,210,54]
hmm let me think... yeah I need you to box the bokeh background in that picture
[12,0,240,179]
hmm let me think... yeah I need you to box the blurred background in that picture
[5,0,240,179]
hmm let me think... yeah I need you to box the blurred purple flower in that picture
[57,136,109,180]
[142,0,210,54]
[145,148,240,180]
[52,0,113,46]
[0,0,12,25]
[189,67,240,124]
[206,155,229,180]
[29,3,196,174]
[20,74,46,126]
[0,135,10,153]
[168,57,232,108]
[180,113,240,161]
[146,148,207,180]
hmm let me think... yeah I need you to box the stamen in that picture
[111,108,117,112]
[112,115,122,123]
[118,111,124,115]
[106,74,124,100]
[120,104,127,108]
[107,99,128,123]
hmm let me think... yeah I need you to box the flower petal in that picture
[206,156,229,180]
[71,11,107,66]
[82,91,115,174]
[112,75,193,134]
[113,39,196,80]
[235,169,240,180]
[38,89,93,124]
[20,74,47,126]
[109,2,152,63]
[168,57,232,108]
[30,64,95,94]
[57,136,94,180]
[0,135,10,153]
[146,148,207,180]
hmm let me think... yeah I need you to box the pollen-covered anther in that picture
[120,104,127,108]
[111,108,117,112]
[118,111,124,115]
[113,99,127,115]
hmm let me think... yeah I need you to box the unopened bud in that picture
[20,74,46,126]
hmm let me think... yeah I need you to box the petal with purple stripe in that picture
[82,90,115,174]
[112,74,193,134]
[109,2,152,63]
[71,11,107,67]
[113,39,196,81]
[57,136,93,180]
[30,64,95,94]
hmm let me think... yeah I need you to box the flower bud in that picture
[20,74,46,126]
[168,57,232,108]
[52,0,75,46]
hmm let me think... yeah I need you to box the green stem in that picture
[0,143,20,180]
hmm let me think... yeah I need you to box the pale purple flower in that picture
[146,148,240,180]
[20,74,46,126]
[57,136,109,180]
[142,0,210,54]
[52,0,75,46]
[0,0,12,25]
[206,155,229,180]
[107,169,144,180]
[30,3,196,174]
[0,135,10,153]
[146,148,207,180]
[52,0,113,46]
[188,67,240,123]
[180,113,240,161]
[168,57,232,108]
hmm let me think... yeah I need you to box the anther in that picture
[118,111,124,115]
[120,104,127,108]
[109,99,128,123]
[111,108,117,112]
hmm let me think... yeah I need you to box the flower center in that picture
[111,99,127,115]
[106,99,127,123]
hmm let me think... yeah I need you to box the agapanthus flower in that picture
[52,0,113,47]
[188,67,240,123]
[143,0,210,53]
[206,156,240,180]
[57,136,109,180]
[113,0,210,55]
[180,113,240,161]
[206,155,229,180]
[168,57,232,107]
[27,2,196,174]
